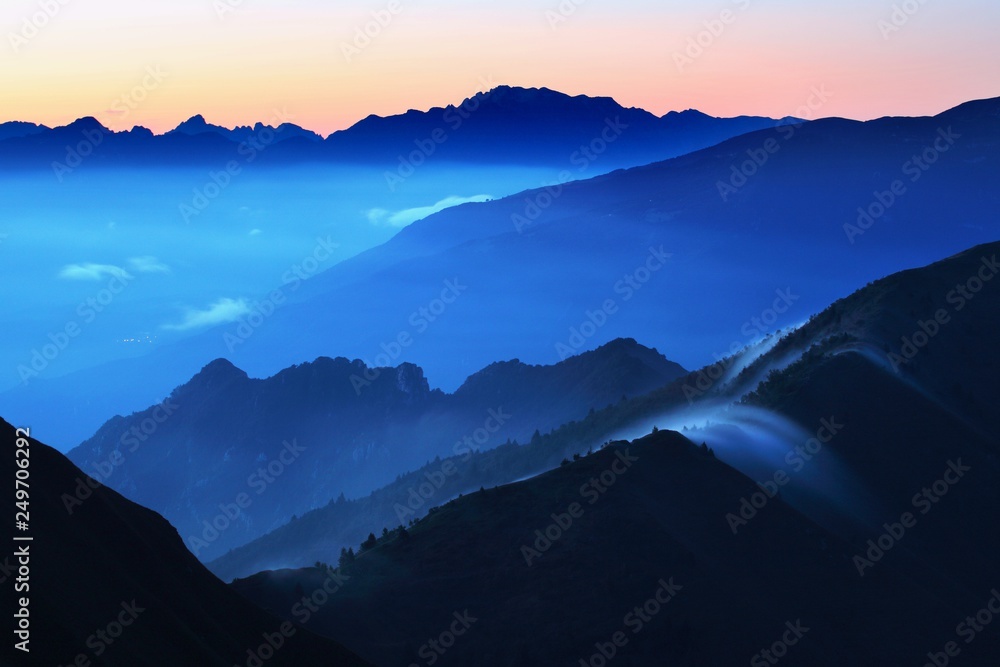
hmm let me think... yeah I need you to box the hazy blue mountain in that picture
[0,419,368,666]
[65,339,684,561]
[3,95,997,450]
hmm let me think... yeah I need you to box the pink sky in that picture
[1,0,998,135]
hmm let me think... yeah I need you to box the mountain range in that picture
[4,93,998,450]
[228,240,1000,666]
[0,85,794,170]
[3,82,999,664]
[66,339,685,561]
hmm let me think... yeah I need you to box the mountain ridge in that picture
[66,338,686,561]
[0,85,797,169]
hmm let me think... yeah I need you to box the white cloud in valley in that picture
[59,256,170,280]
[366,194,492,228]
[57,263,132,281]
[162,298,251,331]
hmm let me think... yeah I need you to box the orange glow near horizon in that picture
[1,0,997,135]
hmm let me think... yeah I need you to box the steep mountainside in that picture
[66,339,684,561]
[231,242,1000,666]
[210,241,1000,582]
[0,419,368,667]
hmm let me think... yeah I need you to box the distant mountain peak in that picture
[464,85,630,113]
[175,358,249,394]
[63,116,110,133]
[663,108,712,120]
[171,114,217,135]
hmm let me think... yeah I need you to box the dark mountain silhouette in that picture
[232,432,993,666]
[323,84,797,167]
[0,120,48,141]
[230,241,1000,666]
[0,419,368,666]
[169,113,323,144]
[0,85,791,170]
[66,339,684,561]
[211,240,1000,582]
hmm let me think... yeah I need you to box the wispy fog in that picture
[0,163,553,389]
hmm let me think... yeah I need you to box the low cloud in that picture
[58,263,132,281]
[162,298,250,331]
[128,256,170,273]
[367,194,492,228]
[59,256,169,280]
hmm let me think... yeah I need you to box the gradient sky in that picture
[2,0,998,134]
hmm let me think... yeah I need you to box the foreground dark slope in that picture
[216,241,1000,583]
[67,339,683,561]
[0,420,367,667]
[739,239,1000,435]
[208,422,596,581]
[233,242,1000,665]
[235,432,990,666]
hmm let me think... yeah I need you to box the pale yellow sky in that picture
[2,0,998,134]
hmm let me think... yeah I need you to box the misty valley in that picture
[3,53,1000,667]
